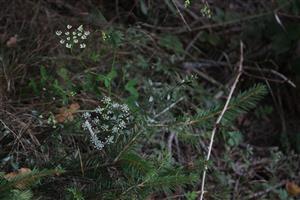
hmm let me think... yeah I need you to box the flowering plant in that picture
[82,97,132,150]
[56,25,90,49]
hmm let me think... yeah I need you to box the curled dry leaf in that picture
[286,181,300,196]
[55,102,80,123]
[6,35,18,47]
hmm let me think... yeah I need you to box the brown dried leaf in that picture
[286,181,300,196]
[55,103,80,123]
[4,167,32,189]
[69,103,80,112]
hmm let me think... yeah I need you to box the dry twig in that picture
[199,41,244,200]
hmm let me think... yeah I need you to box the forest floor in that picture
[1,0,300,199]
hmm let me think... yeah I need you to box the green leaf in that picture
[105,67,117,88]
[40,66,48,85]
[29,79,38,94]
[57,67,69,81]
[96,68,117,89]
[125,80,139,99]
[90,52,101,62]
[57,67,73,90]
[107,29,124,48]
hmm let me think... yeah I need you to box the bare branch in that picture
[199,41,244,200]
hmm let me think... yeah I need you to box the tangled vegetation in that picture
[1,0,300,199]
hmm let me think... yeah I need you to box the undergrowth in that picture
[1,0,300,199]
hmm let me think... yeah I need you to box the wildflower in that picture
[149,96,154,103]
[77,25,83,32]
[56,30,62,36]
[95,107,104,114]
[83,112,91,119]
[121,104,129,113]
[80,43,86,48]
[200,3,212,18]
[55,24,90,49]
[106,136,114,144]
[119,120,126,129]
[66,43,72,48]
[102,96,111,104]
[184,0,191,8]
[112,126,119,133]
[102,31,108,41]
[81,96,132,150]
[112,103,119,108]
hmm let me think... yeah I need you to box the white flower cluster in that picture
[56,25,90,49]
[82,97,132,150]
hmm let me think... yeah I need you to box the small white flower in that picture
[83,112,91,119]
[77,25,83,32]
[149,96,154,102]
[121,104,129,113]
[66,43,72,48]
[74,39,78,43]
[84,31,90,36]
[112,126,119,133]
[66,37,70,40]
[95,107,104,113]
[65,32,70,35]
[56,30,62,36]
[112,103,119,108]
[167,94,171,101]
[119,120,126,129]
[107,110,113,115]
[93,118,100,124]
[80,43,86,48]
[103,114,109,120]
[102,96,111,104]
[67,25,72,29]
[77,32,82,36]
[81,35,87,40]
[101,125,109,131]
[106,136,114,144]
[60,39,65,44]
[72,32,76,35]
